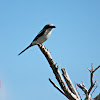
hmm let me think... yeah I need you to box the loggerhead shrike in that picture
[18,24,56,55]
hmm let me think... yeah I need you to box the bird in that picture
[18,24,56,55]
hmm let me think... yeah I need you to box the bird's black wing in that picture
[33,30,45,42]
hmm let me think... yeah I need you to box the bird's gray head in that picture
[43,24,56,29]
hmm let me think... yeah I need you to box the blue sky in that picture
[0,0,100,100]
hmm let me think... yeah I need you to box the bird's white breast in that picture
[45,28,53,39]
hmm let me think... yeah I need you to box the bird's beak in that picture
[52,26,56,28]
[50,26,56,28]
[53,26,56,28]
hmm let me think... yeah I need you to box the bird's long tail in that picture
[18,44,32,55]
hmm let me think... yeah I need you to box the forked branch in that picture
[38,44,79,100]
[77,65,100,100]
[38,44,100,100]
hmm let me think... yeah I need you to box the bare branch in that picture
[75,82,82,100]
[91,82,98,97]
[49,78,66,97]
[77,83,91,100]
[77,83,88,95]
[76,65,100,100]
[88,81,97,95]
[38,44,100,100]
[61,68,80,99]
[88,65,100,95]
[93,65,100,73]
[38,44,79,100]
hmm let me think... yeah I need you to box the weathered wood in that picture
[38,44,79,100]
